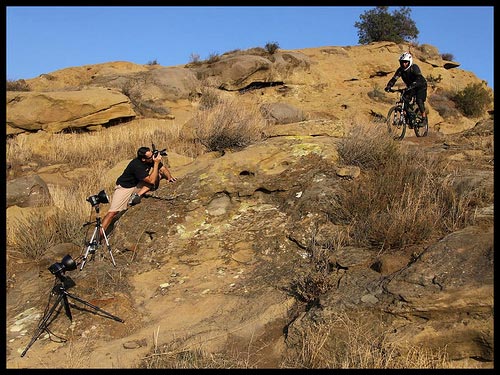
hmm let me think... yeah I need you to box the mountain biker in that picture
[385,52,428,126]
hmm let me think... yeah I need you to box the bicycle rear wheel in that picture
[387,106,406,140]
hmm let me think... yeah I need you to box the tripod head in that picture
[86,190,109,207]
[48,254,77,283]
[53,274,76,291]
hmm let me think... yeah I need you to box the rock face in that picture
[6,87,136,134]
[5,43,494,369]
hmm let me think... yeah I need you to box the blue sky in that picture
[6,6,494,89]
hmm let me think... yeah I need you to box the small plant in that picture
[7,79,30,91]
[206,52,220,64]
[198,87,222,110]
[426,73,442,89]
[440,52,454,61]
[189,53,201,64]
[452,82,492,117]
[264,41,280,54]
[288,244,335,307]
[367,84,392,103]
[147,59,159,65]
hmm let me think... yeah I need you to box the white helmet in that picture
[399,52,413,71]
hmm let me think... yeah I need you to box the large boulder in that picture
[6,174,52,208]
[192,51,310,91]
[6,87,136,134]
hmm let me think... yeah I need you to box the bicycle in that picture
[386,88,428,140]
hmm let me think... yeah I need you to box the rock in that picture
[6,175,52,208]
[7,88,136,134]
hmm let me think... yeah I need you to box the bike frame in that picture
[387,88,428,140]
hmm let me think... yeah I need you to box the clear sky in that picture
[6,6,494,89]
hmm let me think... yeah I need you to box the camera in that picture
[48,254,77,276]
[86,190,109,206]
[152,143,167,158]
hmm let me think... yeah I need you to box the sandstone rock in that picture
[260,102,306,124]
[6,87,136,134]
[6,174,52,208]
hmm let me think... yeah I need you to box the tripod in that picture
[80,203,116,270]
[21,273,124,357]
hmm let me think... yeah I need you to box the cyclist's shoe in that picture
[416,116,428,127]
[128,192,142,206]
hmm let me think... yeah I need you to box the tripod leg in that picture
[62,293,73,321]
[20,293,64,357]
[101,230,116,267]
[65,292,124,323]
[80,226,99,271]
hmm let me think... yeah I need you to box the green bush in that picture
[452,83,492,117]
[440,52,454,61]
[265,41,280,54]
[354,6,419,44]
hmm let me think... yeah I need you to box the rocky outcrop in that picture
[6,43,493,135]
[6,87,136,134]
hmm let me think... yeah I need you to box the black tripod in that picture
[21,273,124,357]
[80,203,116,270]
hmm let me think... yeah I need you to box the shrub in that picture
[265,41,280,54]
[198,87,222,110]
[147,59,159,65]
[367,84,392,103]
[355,6,419,44]
[189,53,201,64]
[426,73,442,89]
[191,98,267,153]
[452,82,492,117]
[7,79,30,91]
[428,91,461,119]
[206,52,220,64]
[331,122,486,251]
[440,52,454,61]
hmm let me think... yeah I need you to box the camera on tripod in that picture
[152,143,167,158]
[48,254,77,277]
[86,189,109,206]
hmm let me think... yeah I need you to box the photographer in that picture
[101,146,176,234]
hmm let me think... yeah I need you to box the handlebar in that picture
[386,88,407,93]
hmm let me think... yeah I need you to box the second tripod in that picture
[81,200,116,271]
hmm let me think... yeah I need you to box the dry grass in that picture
[140,309,464,369]
[280,310,461,369]
[7,101,267,260]
[140,330,261,369]
[191,98,268,153]
[331,121,489,252]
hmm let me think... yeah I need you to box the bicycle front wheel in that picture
[387,106,406,140]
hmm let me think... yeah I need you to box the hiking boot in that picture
[128,192,142,206]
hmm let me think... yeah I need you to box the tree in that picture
[354,6,419,44]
